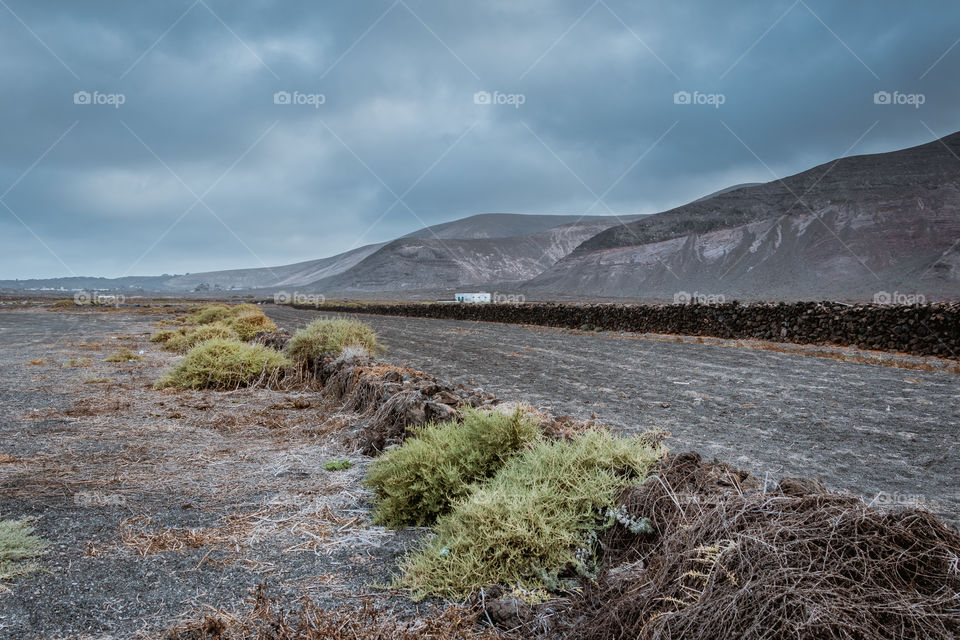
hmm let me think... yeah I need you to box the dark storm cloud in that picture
[1,0,958,278]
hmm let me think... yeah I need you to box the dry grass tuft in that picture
[162,585,508,640]
[105,347,143,362]
[286,318,384,376]
[225,311,278,342]
[184,303,232,325]
[156,339,290,391]
[163,324,239,353]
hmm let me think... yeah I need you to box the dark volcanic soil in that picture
[0,309,426,640]
[268,306,960,524]
[1,305,957,639]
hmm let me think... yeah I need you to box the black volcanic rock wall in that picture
[284,301,960,359]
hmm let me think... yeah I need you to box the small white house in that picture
[454,292,491,303]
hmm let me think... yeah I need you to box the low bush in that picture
[163,304,277,344]
[367,407,541,527]
[155,338,290,390]
[105,347,142,362]
[229,303,262,317]
[225,311,278,341]
[184,303,232,325]
[286,318,384,369]
[0,516,47,581]
[150,329,181,344]
[163,324,237,353]
[395,430,664,599]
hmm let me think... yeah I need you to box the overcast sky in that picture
[1,1,958,279]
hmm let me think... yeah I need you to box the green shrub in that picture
[286,318,384,366]
[184,303,231,325]
[229,303,262,317]
[0,516,47,581]
[163,324,237,353]
[155,338,290,390]
[367,407,541,527]
[150,329,181,344]
[165,304,276,343]
[395,430,664,599]
[105,347,142,362]
[224,311,278,341]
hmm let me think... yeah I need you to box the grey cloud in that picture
[1,0,958,278]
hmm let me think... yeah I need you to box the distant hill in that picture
[402,213,596,240]
[692,183,763,203]
[1,214,643,294]
[527,131,960,300]
[157,243,386,292]
[310,216,644,291]
[5,131,959,302]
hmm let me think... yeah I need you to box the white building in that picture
[454,292,491,303]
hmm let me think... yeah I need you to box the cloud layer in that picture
[1,0,958,278]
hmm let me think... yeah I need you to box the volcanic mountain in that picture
[525,131,960,301]
[4,132,958,302]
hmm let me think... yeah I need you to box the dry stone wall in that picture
[284,301,960,359]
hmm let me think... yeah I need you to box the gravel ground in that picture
[268,306,960,524]
[1,305,957,638]
[0,309,426,640]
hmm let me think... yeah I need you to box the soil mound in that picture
[317,353,497,454]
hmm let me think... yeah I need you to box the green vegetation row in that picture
[365,408,664,599]
[150,304,666,601]
[151,305,385,390]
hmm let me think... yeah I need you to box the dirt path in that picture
[268,306,960,524]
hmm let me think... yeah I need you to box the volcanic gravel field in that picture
[0,305,957,638]
[269,306,960,524]
[0,309,425,639]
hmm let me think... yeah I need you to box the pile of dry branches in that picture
[318,354,496,455]
[563,452,960,640]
